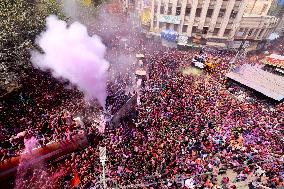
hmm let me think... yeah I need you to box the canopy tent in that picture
[262,54,284,68]
[226,64,284,101]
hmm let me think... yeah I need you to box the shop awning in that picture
[262,54,284,68]
[226,64,284,101]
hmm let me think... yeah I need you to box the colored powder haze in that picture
[15,137,40,189]
[31,15,109,108]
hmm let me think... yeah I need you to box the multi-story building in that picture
[134,0,279,50]
[276,11,284,35]
[271,0,284,35]
[245,0,273,15]
[233,0,279,50]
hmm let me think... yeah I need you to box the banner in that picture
[141,8,151,26]
[178,35,188,44]
[81,0,91,6]
[161,30,177,42]
[192,35,202,44]
[158,15,181,24]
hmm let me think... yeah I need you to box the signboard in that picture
[141,8,151,26]
[228,41,250,49]
[161,30,177,42]
[228,41,242,49]
[236,32,244,37]
[81,0,91,6]
[192,35,202,44]
[178,35,188,44]
[158,15,181,24]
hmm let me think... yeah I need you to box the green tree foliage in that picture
[0,0,108,90]
[0,0,64,88]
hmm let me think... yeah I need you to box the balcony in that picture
[184,16,190,22]
[221,1,228,8]
[234,0,242,8]
[209,0,217,6]
[215,22,221,28]
[194,17,200,23]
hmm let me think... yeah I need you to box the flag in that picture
[70,169,81,188]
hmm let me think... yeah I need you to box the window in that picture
[192,26,198,33]
[258,29,264,37]
[206,9,213,18]
[224,29,231,37]
[160,6,164,14]
[254,29,260,36]
[218,9,226,18]
[241,28,248,36]
[202,27,209,34]
[213,28,220,35]
[196,8,202,17]
[248,29,253,37]
[168,6,172,14]
[230,10,238,18]
[261,4,268,14]
[185,7,191,16]
[153,21,157,27]
[166,23,170,29]
[182,25,188,33]
[176,7,181,16]
[159,22,164,29]
[174,24,179,31]
[236,28,244,36]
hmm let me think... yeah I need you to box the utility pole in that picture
[231,50,240,64]
[230,40,246,66]
[99,147,107,189]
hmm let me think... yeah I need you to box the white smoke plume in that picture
[31,15,109,109]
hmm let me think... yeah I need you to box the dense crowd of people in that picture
[99,49,283,189]
[1,34,284,189]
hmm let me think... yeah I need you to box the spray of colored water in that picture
[15,137,40,189]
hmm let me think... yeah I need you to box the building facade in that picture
[272,0,284,35]
[233,0,278,50]
[245,0,273,15]
[135,0,279,49]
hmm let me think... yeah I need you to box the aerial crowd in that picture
[0,35,284,189]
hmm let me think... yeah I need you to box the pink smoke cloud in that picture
[31,15,109,108]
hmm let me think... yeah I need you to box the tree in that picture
[0,0,64,90]
[0,0,109,92]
